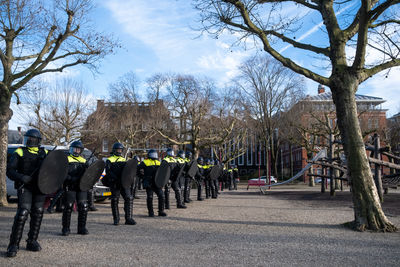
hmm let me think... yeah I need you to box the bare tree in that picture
[18,78,93,145]
[108,71,139,103]
[207,86,248,164]
[235,55,305,177]
[149,74,214,156]
[0,0,118,205]
[194,0,399,232]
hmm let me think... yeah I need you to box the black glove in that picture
[20,175,32,184]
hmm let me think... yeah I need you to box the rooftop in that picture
[302,92,385,104]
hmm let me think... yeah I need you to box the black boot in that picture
[26,207,44,252]
[87,190,97,211]
[175,189,186,209]
[211,184,218,199]
[111,198,120,225]
[205,183,210,199]
[7,209,29,257]
[77,203,89,235]
[197,185,204,201]
[164,187,170,210]
[147,198,154,217]
[124,198,137,225]
[184,186,191,203]
[158,196,167,217]
[188,186,192,202]
[61,203,73,236]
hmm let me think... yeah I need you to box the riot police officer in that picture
[195,157,205,201]
[163,148,186,209]
[104,142,136,225]
[61,141,89,236]
[179,150,192,203]
[137,149,166,217]
[6,129,47,257]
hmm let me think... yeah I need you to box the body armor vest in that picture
[106,155,126,179]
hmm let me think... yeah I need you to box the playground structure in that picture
[260,133,400,200]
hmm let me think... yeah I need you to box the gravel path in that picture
[1,184,399,266]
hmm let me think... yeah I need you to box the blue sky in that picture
[9,0,400,129]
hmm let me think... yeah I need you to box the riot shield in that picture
[121,158,138,189]
[209,165,222,180]
[186,160,198,178]
[154,160,171,188]
[38,150,68,195]
[79,160,105,191]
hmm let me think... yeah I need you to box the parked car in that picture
[6,144,111,202]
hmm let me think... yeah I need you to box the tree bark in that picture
[0,91,12,206]
[331,75,397,232]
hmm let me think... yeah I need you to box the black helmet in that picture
[69,140,84,157]
[186,151,192,159]
[148,149,158,160]
[197,156,203,165]
[112,142,124,156]
[177,150,185,159]
[166,148,174,157]
[205,159,211,165]
[23,129,42,147]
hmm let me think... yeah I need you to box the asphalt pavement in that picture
[1,184,399,266]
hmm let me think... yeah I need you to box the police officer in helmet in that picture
[195,156,205,201]
[61,140,89,236]
[163,148,186,209]
[6,129,47,257]
[104,142,136,225]
[137,149,167,217]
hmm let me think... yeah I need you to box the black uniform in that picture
[104,155,136,225]
[182,157,193,203]
[195,161,205,201]
[61,154,89,236]
[137,158,167,217]
[163,156,186,209]
[6,146,47,257]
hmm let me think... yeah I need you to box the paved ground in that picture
[0,184,399,266]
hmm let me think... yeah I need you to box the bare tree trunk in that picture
[331,77,396,232]
[0,95,12,206]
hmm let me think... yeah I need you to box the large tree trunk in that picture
[331,75,397,232]
[0,95,12,206]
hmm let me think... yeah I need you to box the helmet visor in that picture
[114,148,123,156]
[23,136,40,147]
[70,147,83,157]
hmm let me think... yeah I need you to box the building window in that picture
[247,135,253,165]
[102,139,108,153]
[238,141,244,166]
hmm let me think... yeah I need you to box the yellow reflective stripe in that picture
[163,156,177,163]
[15,148,23,157]
[143,159,161,166]
[107,155,126,163]
[176,158,185,164]
[68,155,87,163]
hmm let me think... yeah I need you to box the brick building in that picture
[81,99,174,159]
[280,85,387,182]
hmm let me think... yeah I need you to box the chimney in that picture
[318,84,325,94]
[97,99,105,110]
